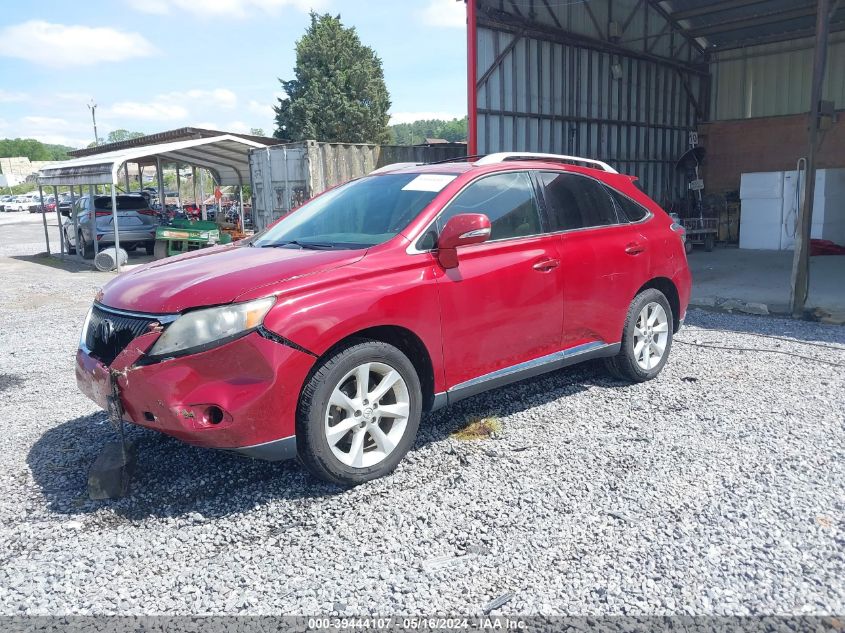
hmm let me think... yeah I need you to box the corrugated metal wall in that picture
[475,0,708,204]
[710,33,845,120]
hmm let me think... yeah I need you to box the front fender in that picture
[256,252,447,393]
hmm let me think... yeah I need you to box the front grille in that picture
[85,305,160,366]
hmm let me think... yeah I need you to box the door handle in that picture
[533,258,560,271]
[625,242,645,255]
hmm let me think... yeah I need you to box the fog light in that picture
[204,406,225,425]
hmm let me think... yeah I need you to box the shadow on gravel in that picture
[685,308,845,345]
[10,253,95,273]
[27,361,603,521]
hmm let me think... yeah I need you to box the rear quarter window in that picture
[94,196,149,211]
[608,189,650,222]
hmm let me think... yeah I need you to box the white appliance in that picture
[740,167,845,250]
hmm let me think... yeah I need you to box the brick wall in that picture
[698,111,845,193]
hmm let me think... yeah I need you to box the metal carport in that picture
[36,134,265,272]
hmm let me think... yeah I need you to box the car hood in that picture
[98,244,365,314]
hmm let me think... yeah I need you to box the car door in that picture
[428,171,565,391]
[537,171,651,349]
[66,197,87,248]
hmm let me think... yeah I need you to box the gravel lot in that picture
[0,228,843,616]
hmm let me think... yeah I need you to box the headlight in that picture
[79,306,93,348]
[148,297,275,358]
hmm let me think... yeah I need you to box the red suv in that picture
[76,153,691,485]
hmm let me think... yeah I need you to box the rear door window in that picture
[538,171,620,231]
[436,171,542,241]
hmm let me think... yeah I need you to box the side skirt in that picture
[441,341,620,407]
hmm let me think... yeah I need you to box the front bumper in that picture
[75,330,315,460]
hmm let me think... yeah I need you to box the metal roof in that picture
[37,135,266,186]
[663,0,845,50]
[67,126,283,158]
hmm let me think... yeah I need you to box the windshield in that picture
[253,173,451,250]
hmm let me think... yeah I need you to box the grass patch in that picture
[451,415,502,441]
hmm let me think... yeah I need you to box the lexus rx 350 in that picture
[75,154,691,485]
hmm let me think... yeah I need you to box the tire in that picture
[684,240,693,254]
[64,231,76,255]
[704,233,715,252]
[296,340,422,486]
[605,288,674,383]
[144,241,155,255]
[79,234,94,260]
[153,240,168,260]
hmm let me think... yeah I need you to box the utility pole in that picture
[790,0,833,317]
[88,99,99,146]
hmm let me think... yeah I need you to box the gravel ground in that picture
[0,246,843,617]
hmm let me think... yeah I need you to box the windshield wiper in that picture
[261,240,336,250]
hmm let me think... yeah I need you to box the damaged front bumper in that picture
[75,329,315,461]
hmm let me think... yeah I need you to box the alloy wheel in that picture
[324,361,410,468]
[633,301,669,370]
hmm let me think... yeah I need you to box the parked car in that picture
[61,194,158,258]
[0,194,13,211]
[75,153,692,485]
[5,195,29,212]
[33,194,55,213]
[56,193,74,216]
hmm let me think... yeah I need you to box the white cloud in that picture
[100,88,237,122]
[127,0,326,18]
[418,0,466,28]
[106,101,189,121]
[390,111,463,125]
[0,21,157,68]
[248,99,275,118]
[11,115,93,148]
[225,120,252,133]
[0,90,30,103]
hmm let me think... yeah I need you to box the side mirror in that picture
[436,213,491,269]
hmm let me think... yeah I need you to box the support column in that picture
[110,182,121,273]
[176,165,182,211]
[52,185,63,256]
[200,169,207,221]
[790,0,832,317]
[38,185,50,255]
[192,166,198,212]
[89,185,98,257]
[69,186,81,262]
[238,185,245,231]
[156,157,166,220]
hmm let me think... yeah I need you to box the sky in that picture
[0,0,468,149]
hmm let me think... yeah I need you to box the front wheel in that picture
[297,340,422,486]
[605,288,673,382]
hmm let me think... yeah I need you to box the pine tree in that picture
[274,12,391,144]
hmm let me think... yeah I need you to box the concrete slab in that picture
[688,247,845,315]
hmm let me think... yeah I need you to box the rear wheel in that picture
[605,288,673,382]
[63,230,76,255]
[704,233,715,252]
[144,241,155,255]
[153,240,168,260]
[79,234,94,260]
[297,340,422,486]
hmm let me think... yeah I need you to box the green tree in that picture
[0,138,74,160]
[274,12,391,143]
[389,117,468,145]
[106,129,145,143]
[250,127,266,136]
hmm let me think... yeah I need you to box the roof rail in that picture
[475,152,618,173]
[369,162,422,175]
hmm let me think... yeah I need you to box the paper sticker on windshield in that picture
[402,174,456,192]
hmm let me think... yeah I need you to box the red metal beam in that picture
[467,0,478,155]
